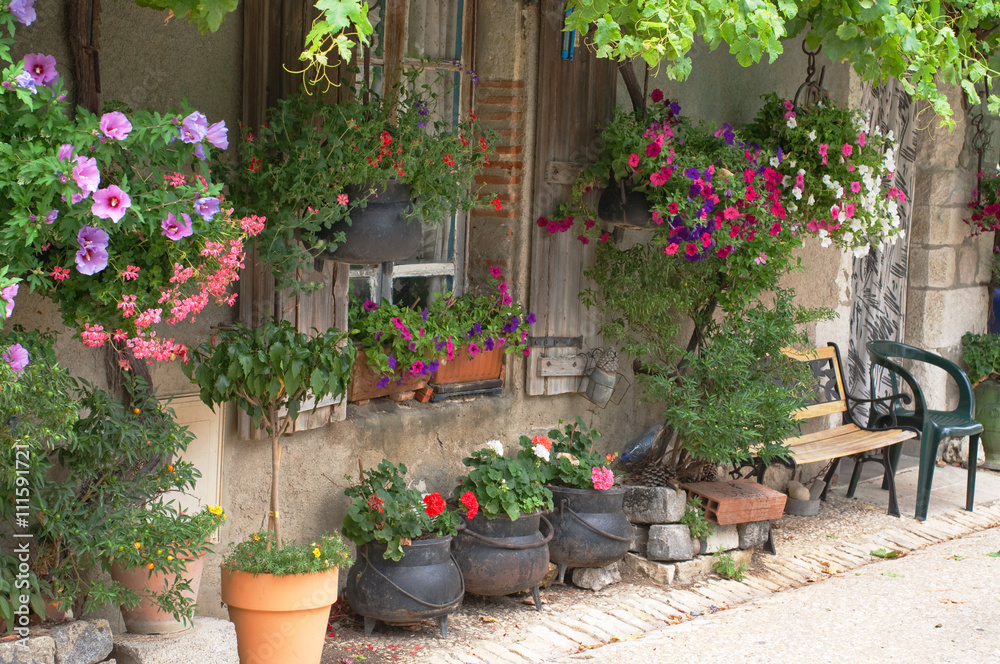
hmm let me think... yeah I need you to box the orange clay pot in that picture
[221,566,340,664]
[432,345,503,384]
[110,551,206,634]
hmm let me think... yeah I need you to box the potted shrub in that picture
[0,328,218,630]
[226,68,498,290]
[961,331,1000,469]
[341,460,467,637]
[449,440,553,608]
[182,318,355,664]
[533,419,631,582]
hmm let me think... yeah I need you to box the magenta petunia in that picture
[628,153,640,168]
[489,266,503,278]
[75,245,109,275]
[161,212,193,240]
[99,111,133,140]
[179,111,208,144]
[91,185,131,223]
[194,196,219,221]
[23,53,58,86]
[3,343,29,375]
[8,0,36,25]
[205,121,229,149]
[72,156,100,196]
[1,283,18,319]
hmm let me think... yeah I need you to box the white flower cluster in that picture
[532,443,550,461]
[485,439,504,456]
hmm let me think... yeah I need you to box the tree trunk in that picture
[66,0,102,114]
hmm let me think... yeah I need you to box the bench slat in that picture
[786,425,917,465]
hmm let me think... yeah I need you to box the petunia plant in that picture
[964,164,1000,237]
[0,7,256,362]
[342,460,463,561]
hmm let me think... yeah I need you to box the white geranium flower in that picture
[807,130,817,141]
[485,440,504,456]
[532,443,550,461]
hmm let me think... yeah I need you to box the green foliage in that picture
[182,319,355,435]
[224,67,497,293]
[453,441,554,522]
[133,0,239,32]
[300,0,374,89]
[223,531,353,576]
[711,551,748,581]
[961,332,1000,385]
[564,0,1000,127]
[534,418,616,490]
[679,496,716,540]
[342,460,460,561]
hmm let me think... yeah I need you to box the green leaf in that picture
[870,548,903,559]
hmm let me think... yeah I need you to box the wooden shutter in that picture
[526,1,617,395]
[238,1,352,438]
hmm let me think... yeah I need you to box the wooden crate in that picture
[681,479,787,525]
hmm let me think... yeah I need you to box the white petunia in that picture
[807,130,817,141]
[786,117,797,129]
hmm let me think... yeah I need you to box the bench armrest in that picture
[844,391,913,429]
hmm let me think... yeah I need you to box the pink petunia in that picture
[628,153,640,169]
[91,185,131,223]
[842,143,853,158]
[818,143,829,165]
[851,181,861,194]
[489,266,503,278]
[99,111,132,140]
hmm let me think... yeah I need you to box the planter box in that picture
[432,346,503,384]
[681,479,787,525]
[349,349,428,402]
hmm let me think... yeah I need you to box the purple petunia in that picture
[91,185,131,223]
[684,167,700,180]
[194,197,219,221]
[388,356,397,370]
[99,111,132,140]
[376,376,391,389]
[408,341,417,352]
[179,111,208,144]
[206,121,229,149]
[422,307,428,322]
[484,337,495,351]
[526,312,536,325]
[1,283,18,319]
[72,156,100,196]
[363,299,378,313]
[161,212,193,240]
[23,53,58,87]
[8,0,36,25]
[3,343,29,375]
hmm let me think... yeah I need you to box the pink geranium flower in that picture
[592,466,614,490]
[91,185,131,223]
[99,111,133,140]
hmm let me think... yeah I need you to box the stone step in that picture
[111,618,237,664]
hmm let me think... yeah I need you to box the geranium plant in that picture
[453,440,553,522]
[182,318,355,561]
[348,265,534,382]
[226,67,498,292]
[964,165,1000,237]
[0,8,255,361]
[961,331,1000,386]
[342,460,464,561]
[533,418,616,491]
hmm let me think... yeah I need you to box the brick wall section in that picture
[467,79,526,282]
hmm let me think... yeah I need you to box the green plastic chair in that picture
[866,340,982,521]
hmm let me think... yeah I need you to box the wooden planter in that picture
[349,349,428,402]
[433,345,504,384]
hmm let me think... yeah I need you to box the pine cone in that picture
[700,463,719,482]
[595,348,619,374]
[633,460,677,488]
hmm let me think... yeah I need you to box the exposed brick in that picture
[495,145,524,155]
[476,174,522,185]
[472,209,519,219]
[477,79,525,89]
[478,111,525,123]
[482,160,523,171]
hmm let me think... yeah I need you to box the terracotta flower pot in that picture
[433,345,504,384]
[109,551,207,634]
[221,566,340,664]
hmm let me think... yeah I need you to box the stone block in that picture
[111,618,237,664]
[570,562,622,591]
[909,247,956,289]
[675,549,754,586]
[621,553,674,586]
[622,486,686,524]
[646,524,694,562]
[52,620,113,664]
[630,524,649,556]
[957,244,981,286]
[905,287,986,349]
[737,521,771,549]
[914,168,974,210]
[699,525,739,554]
[909,204,970,247]
[977,237,995,284]
[0,636,55,664]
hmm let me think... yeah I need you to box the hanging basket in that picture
[321,181,422,264]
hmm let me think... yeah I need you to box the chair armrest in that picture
[868,340,976,418]
[866,347,927,417]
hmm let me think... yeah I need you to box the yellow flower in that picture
[253,534,261,541]
[208,505,223,516]
[312,547,321,558]
[133,542,142,549]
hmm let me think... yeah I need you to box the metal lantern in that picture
[583,348,618,407]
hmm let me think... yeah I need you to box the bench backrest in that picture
[782,345,848,422]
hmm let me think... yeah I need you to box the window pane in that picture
[408,0,463,61]
[393,276,454,309]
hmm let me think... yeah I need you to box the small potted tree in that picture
[342,460,466,637]
[182,318,355,664]
[961,331,1000,469]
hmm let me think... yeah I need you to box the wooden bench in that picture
[747,343,918,520]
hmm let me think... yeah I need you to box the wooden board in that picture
[682,479,787,525]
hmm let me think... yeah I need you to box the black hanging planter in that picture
[345,535,464,638]
[546,486,632,582]
[451,512,552,611]
[597,178,653,229]
[321,180,422,264]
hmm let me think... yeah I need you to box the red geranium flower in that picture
[423,492,446,518]
[460,491,479,520]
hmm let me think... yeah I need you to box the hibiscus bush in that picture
[342,460,464,561]
[0,7,257,361]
